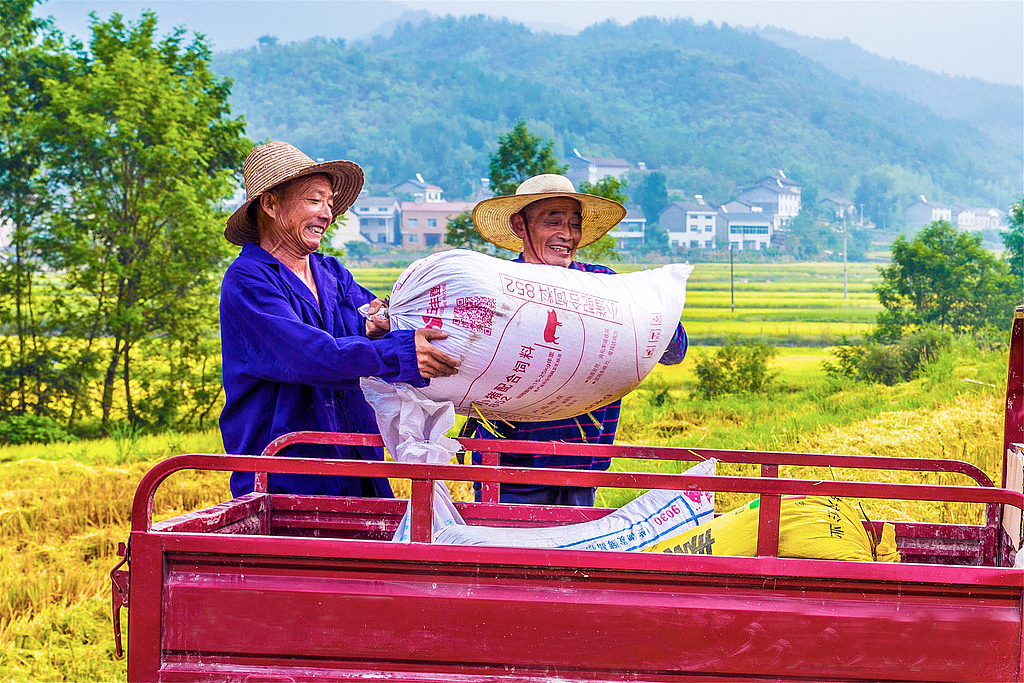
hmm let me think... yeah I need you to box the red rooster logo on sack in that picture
[543,309,561,343]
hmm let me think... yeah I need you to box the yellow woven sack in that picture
[644,495,900,562]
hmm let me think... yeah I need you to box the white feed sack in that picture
[384,250,693,421]
[434,459,716,551]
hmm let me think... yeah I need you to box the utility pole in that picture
[843,219,848,300]
[730,242,735,312]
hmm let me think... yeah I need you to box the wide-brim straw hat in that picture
[472,174,626,252]
[225,141,364,246]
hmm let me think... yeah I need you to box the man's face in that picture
[261,174,334,255]
[511,197,583,267]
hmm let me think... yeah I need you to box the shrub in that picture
[0,414,74,445]
[823,328,953,385]
[692,339,778,400]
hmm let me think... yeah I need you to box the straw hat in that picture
[225,141,364,246]
[472,174,626,252]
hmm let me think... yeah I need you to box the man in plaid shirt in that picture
[469,174,687,506]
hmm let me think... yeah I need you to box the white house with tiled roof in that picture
[607,204,647,250]
[351,195,401,244]
[329,209,370,251]
[659,198,718,250]
[905,196,953,228]
[718,205,772,251]
[819,196,857,221]
[738,177,801,229]
[565,149,630,187]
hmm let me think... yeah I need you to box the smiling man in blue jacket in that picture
[469,174,687,506]
[220,141,460,498]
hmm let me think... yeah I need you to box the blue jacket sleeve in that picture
[222,271,423,388]
[659,323,687,365]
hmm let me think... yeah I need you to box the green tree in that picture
[0,1,77,421]
[633,171,668,227]
[38,11,248,431]
[1003,197,1023,298]
[487,118,566,196]
[444,211,489,253]
[875,220,1016,335]
[854,169,897,227]
[577,176,627,263]
[344,240,372,262]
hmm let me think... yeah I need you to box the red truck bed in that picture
[113,307,1024,682]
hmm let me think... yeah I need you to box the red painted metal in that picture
[130,452,1024,537]
[1005,306,1024,489]
[756,463,781,557]
[115,307,1024,681]
[110,543,129,658]
[120,447,1024,681]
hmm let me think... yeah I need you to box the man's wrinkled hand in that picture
[365,298,390,340]
[415,328,460,379]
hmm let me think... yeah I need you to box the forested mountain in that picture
[755,26,1023,153]
[213,15,1022,216]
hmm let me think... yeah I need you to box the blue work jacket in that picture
[220,243,423,498]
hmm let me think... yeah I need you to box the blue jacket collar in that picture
[239,243,336,323]
[513,253,583,270]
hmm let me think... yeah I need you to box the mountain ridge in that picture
[213,14,1021,221]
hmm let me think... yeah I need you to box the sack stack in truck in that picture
[645,495,901,562]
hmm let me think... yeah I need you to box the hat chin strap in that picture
[522,223,543,263]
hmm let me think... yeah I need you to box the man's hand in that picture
[365,298,390,340]
[415,328,460,379]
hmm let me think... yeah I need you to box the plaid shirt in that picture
[471,258,687,492]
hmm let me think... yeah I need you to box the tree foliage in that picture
[38,10,249,430]
[1003,197,1023,297]
[487,118,567,196]
[214,15,1020,209]
[633,172,668,226]
[444,211,494,254]
[875,220,1016,336]
[0,1,78,421]
[343,240,372,262]
[823,329,952,385]
[577,176,627,263]
[854,168,897,227]
[0,9,248,440]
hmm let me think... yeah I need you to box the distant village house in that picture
[401,200,475,249]
[392,173,444,203]
[736,171,801,230]
[565,149,630,187]
[351,194,401,244]
[659,197,718,250]
[607,204,647,250]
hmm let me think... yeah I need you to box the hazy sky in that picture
[37,0,1024,87]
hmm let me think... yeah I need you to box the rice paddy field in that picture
[353,260,883,345]
[0,259,1014,681]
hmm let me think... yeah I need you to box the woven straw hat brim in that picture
[224,159,364,246]
[472,191,627,252]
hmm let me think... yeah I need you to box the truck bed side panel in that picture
[150,535,1022,682]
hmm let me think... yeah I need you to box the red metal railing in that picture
[132,444,1024,558]
[255,430,1004,557]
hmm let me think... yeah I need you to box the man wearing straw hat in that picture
[220,141,460,498]
[469,174,687,506]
